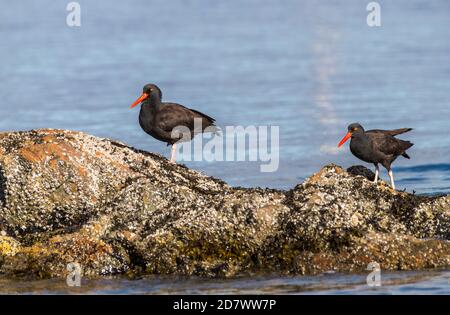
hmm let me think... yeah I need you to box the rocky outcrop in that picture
[0,129,448,278]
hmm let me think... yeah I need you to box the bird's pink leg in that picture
[170,143,177,163]
[388,170,396,190]
[374,164,379,183]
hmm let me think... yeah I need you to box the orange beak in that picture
[338,132,352,148]
[130,93,149,109]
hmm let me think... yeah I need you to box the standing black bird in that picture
[337,123,414,189]
[130,83,217,162]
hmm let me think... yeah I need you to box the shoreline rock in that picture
[0,129,448,279]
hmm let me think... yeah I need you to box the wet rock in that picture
[0,129,448,279]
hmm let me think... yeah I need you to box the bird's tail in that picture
[401,141,414,159]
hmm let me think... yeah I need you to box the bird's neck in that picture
[149,92,162,105]
[352,132,369,144]
[141,94,161,112]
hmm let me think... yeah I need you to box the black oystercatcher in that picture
[130,83,217,162]
[337,123,414,190]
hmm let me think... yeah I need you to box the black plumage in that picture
[338,123,414,189]
[130,83,217,162]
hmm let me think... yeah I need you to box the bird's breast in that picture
[350,138,377,163]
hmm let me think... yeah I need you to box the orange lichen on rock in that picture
[19,141,80,164]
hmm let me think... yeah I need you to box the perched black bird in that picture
[130,83,217,162]
[338,123,413,189]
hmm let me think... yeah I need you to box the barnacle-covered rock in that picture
[0,129,448,279]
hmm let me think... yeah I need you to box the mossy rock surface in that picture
[0,129,448,278]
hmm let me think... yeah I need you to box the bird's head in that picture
[338,123,364,147]
[130,83,162,109]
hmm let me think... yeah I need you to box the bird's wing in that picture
[368,133,413,156]
[157,104,196,132]
[187,108,216,123]
[173,104,216,124]
[158,103,216,132]
[367,128,413,136]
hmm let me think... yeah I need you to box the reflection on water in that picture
[312,22,339,126]
[0,271,448,295]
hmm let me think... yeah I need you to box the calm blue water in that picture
[0,0,449,193]
[0,1,449,294]
[0,271,449,295]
